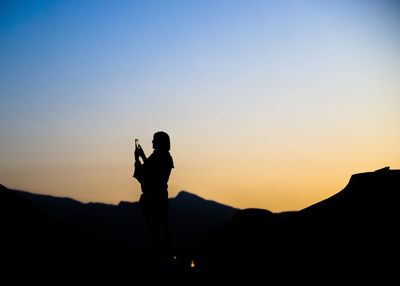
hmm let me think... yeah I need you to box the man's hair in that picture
[153,131,171,151]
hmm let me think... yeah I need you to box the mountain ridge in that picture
[0,184,238,211]
[203,166,399,280]
[0,183,239,264]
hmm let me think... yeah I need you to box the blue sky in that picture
[1,0,399,211]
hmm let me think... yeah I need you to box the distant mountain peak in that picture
[174,190,204,201]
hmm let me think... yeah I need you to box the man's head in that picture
[152,131,171,151]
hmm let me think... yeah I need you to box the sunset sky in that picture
[1,0,399,212]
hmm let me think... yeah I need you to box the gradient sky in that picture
[1,0,399,212]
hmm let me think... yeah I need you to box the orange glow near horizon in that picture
[1,135,398,212]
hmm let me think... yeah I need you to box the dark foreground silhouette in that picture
[202,166,399,281]
[1,166,399,282]
[0,185,236,281]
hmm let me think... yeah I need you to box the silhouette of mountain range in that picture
[1,166,399,281]
[202,166,399,281]
[0,184,237,279]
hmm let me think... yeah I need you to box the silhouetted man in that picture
[133,131,174,271]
